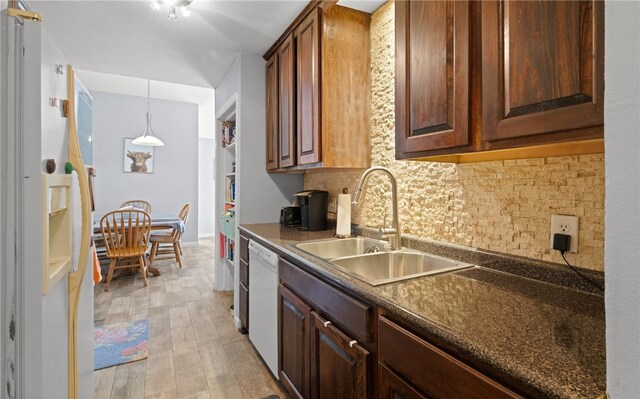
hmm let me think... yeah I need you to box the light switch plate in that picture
[550,215,579,253]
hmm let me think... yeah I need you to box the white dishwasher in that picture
[248,240,280,379]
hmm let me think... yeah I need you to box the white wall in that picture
[214,56,241,111]
[77,70,216,238]
[605,2,640,398]
[213,52,303,226]
[237,53,303,225]
[92,91,200,243]
[214,53,303,322]
[198,137,215,236]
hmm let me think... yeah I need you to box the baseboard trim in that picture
[181,241,199,247]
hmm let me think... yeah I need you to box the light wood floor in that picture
[93,239,287,399]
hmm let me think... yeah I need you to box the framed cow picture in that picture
[123,138,154,174]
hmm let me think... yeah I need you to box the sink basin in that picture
[331,252,473,286]
[294,237,389,260]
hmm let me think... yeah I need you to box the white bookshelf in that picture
[214,94,238,292]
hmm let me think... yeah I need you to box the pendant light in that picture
[133,80,164,147]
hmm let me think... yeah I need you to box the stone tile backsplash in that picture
[303,1,604,271]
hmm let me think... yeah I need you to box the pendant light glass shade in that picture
[133,80,165,147]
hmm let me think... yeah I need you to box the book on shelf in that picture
[220,234,234,261]
[225,178,236,203]
[222,121,236,147]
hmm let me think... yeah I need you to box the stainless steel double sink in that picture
[294,237,473,286]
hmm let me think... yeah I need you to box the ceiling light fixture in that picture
[150,0,193,20]
[133,80,165,147]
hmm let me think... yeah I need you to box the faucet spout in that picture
[352,167,402,250]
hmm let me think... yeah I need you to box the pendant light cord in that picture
[147,80,151,114]
[132,79,164,146]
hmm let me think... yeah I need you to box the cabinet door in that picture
[296,8,322,165]
[481,0,604,145]
[239,282,249,332]
[395,0,470,158]
[279,33,297,168]
[266,53,279,170]
[310,312,368,399]
[379,364,431,399]
[279,284,312,399]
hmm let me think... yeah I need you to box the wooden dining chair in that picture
[100,209,152,291]
[120,200,152,213]
[149,203,191,269]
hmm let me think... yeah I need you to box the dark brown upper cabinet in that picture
[265,53,279,170]
[264,2,371,171]
[279,34,297,168]
[481,0,604,150]
[296,8,322,165]
[266,35,296,171]
[395,0,471,159]
[396,0,604,163]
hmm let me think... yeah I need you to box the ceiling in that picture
[30,0,385,89]
[30,0,312,88]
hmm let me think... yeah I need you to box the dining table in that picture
[93,211,186,277]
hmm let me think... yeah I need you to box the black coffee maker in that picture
[294,190,329,231]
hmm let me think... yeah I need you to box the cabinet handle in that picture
[323,321,332,327]
[349,340,357,348]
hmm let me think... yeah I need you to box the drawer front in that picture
[378,316,523,399]
[239,258,249,287]
[239,233,250,263]
[279,258,371,344]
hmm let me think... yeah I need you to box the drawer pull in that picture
[323,321,332,328]
[349,340,357,348]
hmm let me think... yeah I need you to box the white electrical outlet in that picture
[550,215,579,253]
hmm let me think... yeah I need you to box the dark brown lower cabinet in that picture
[279,284,312,399]
[378,316,524,399]
[238,234,250,333]
[310,311,369,399]
[238,281,248,332]
[239,258,249,332]
[379,363,430,399]
[278,257,374,399]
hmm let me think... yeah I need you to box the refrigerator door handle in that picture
[65,65,92,399]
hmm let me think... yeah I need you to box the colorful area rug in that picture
[94,319,149,370]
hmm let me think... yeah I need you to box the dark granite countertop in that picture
[239,223,605,399]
